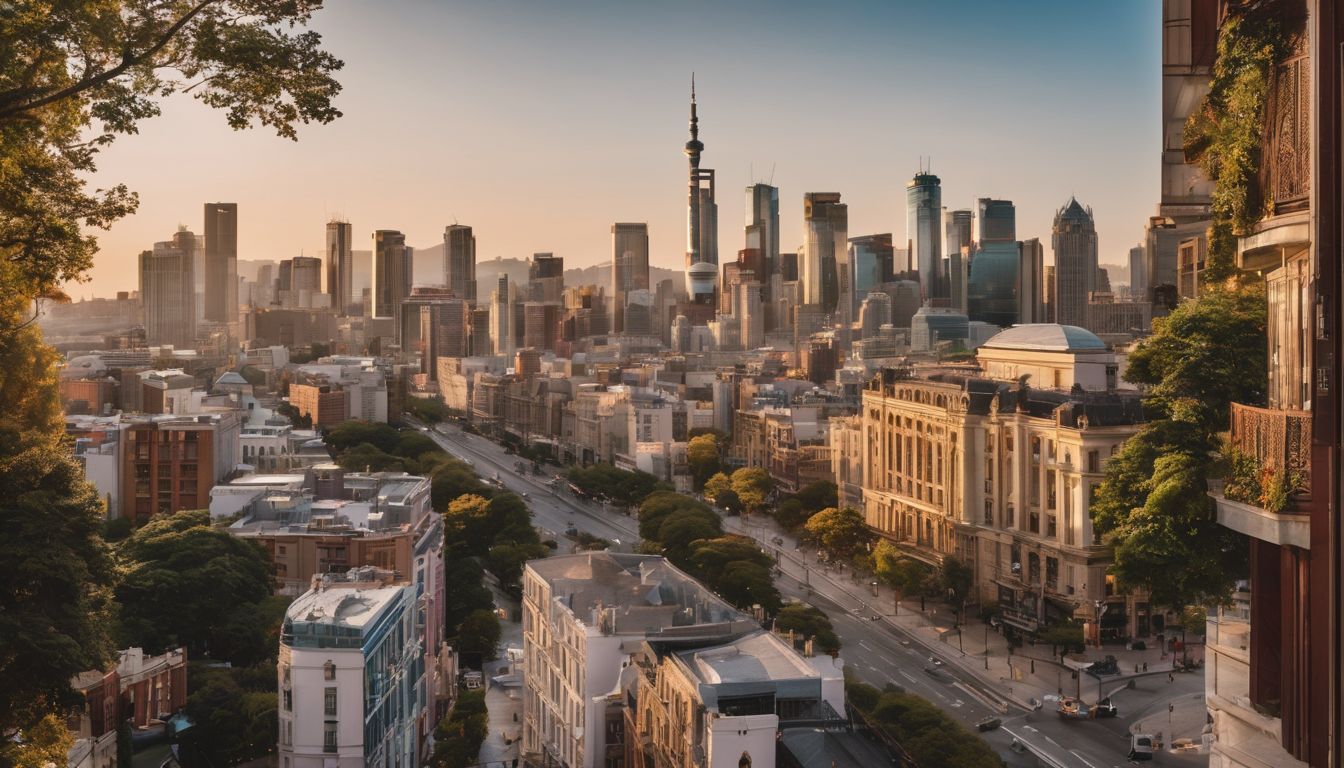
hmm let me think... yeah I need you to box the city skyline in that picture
[74,0,1159,297]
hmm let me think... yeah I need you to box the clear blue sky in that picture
[81,0,1161,295]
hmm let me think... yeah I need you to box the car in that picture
[770,536,784,546]
[1128,734,1156,761]
[928,656,944,666]
[975,717,1002,732]
[520,492,529,499]
[1093,698,1119,718]
[900,639,912,647]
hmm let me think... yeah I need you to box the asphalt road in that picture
[413,419,1210,768]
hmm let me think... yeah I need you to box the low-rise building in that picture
[122,413,242,522]
[68,647,188,768]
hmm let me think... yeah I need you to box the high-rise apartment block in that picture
[326,220,353,315]
[203,203,238,324]
[799,193,849,321]
[371,230,412,323]
[611,223,649,333]
[444,224,477,303]
[139,232,198,347]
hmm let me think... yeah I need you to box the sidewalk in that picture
[727,513,1202,713]
[477,590,525,766]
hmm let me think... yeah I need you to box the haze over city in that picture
[79,0,1158,296]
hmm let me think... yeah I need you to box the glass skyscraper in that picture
[906,172,942,300]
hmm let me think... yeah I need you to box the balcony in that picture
[1211,403,1312,547]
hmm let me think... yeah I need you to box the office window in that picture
[324,687,337,717]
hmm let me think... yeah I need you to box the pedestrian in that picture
[1168,672,1174,683]
[1144,662,1148,672]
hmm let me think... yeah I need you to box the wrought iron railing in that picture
[1263,29,1311,214]
[1229,402,1312,501]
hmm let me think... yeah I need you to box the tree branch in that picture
[0,0,220,120]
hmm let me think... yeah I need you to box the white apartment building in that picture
[521,554,758,768]
[278,568,426,768]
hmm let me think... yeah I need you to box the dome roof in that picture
[982,324,1106,352]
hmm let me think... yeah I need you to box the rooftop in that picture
[981,323,1107,352]
[679,630,818,686]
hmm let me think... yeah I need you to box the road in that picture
[414,419,1209,767]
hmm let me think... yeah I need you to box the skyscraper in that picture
[800,193,848,319]
[945,208,973,257]
[611,223,649,333]
[848,233,894,316]
[491,274,513,357]
[1128,243,1147,299]
[1017,238,1046,324]
[1051,198,1099,327]
[203,202,238,323]
[976,198,1016,243]
[684,77,718,304]
[326,220,353,315]
[444,225,476,303]
[745,183,780,323]
[139,233,197,347]
[529,252,565,303]
[906,171,942,300]
[372,230,412,324]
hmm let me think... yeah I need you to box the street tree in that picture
[774,604,841,654]
[730,467,773,516]
[774,497,810,530]
[713,561,782,616]
[704,471,733,503]
[941,556,975,611]
[456,609,502,663]
[803,507,875,561]
[686,434,722,489]
[794,480,838,513]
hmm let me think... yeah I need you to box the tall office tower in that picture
[523,302,562,351]
[623,289,655,337]
[528,252,565,303]
[1127,243,1147,299]
[683,77,718,304]
[945,208,973,256]
[967,241,1020,327]
[203,203,238,323]
[799,193,849,320]
[732,279,763,350]
[490,274,513,356]
[948,247,968,312]
[653,279,676,343]
[326,220,353,315]
[289,256,322,294]
[611,223,650,333]
[848,233,894,317]
[139,237,197,347]
[444,225,477,303]
[1051,198,1099,327]
[906,171,942,300]
[976,198,1017,243]
[1044,266,1056,322]
[671,314,691,353]
[886,280,921,328]
[858,291,892,340]
[372,230,412,325]
[277,258,293,294]
[1017,238,1046,324]
[469,308,491,356]
[745,183,780,324]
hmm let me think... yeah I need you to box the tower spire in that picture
[689,73,699,142]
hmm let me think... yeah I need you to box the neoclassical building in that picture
[851,325,1153,639]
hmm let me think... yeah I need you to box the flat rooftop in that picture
[285,584,402,631]
[679,630,817,686]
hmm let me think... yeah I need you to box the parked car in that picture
[1128,734,1157,761]
[1093,698,1119,718]
[976,717,1002,732]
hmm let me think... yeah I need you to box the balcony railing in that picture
[1262,29,1311,215]
[1229,402,1312,501]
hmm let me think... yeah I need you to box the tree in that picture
[0,713,73,768]
[456,609,502,663]
[802,507,875,561]
[703,471,732,502]
[181,664,277,767]
[686,434,722,489]
[442,494,494,556]
[404,395,450,424]
[657,511,723,564]
[323,421,401,456]
[714,561,781,615]
[638,491,711,540]
[714,488,743,515]
[443,558,494,639]
[115,510,275,663]
[335,442,406,473]
[794,480,838,513]
[431,690,489,768]
[730,467,773,516]
[1037,620,1085,658]
[775,604,840,654]
[0,422,115,734]
[941,556,975,612]
[772,498,809,530]
[431,461,492,511]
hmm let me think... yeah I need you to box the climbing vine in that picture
[1184,8,1292,282]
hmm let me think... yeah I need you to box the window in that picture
[323,723,338,753]
[1087,450,1100,473]
[282,689,292,711]
[324,687,337,717]
[324,660,336,680]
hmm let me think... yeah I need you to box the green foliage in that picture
[714,488,743,515]
[566,463,667,507]
[941,556,975,607]
[275,400,312,429]
[802,507,875,561]
[443,558,495,641]
[794,480,838,513]
[456,609,502,662]
[657,509,723,563]
[181,662,277,767]
[115,510,278,664]
[431,690,489,768]
[730,467,773,513]
[704,471,732,501]
[117,718,132,768]
[405,396,450,424]
[847,680,1004,768]
[336,442,408,473]
[874,541,933,597]
[686,433,723,489]
[324,421,401,455]
[431,458,493,511]
[0,712,74,768]
[1122,284,1267,429]
[324,421,448,475]
[774,497,810,530]
[775,604,840,654]
[1219,445,1264,505]
[685,536,780,613]
[1184,8,1291,280]
[637,491,713,540]
[1037,620,1085,655]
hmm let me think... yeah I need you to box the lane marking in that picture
[1069,750,1103,768]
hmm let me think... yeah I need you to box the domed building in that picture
[977,323,1119,391]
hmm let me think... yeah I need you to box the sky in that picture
[78,0,1161,297]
